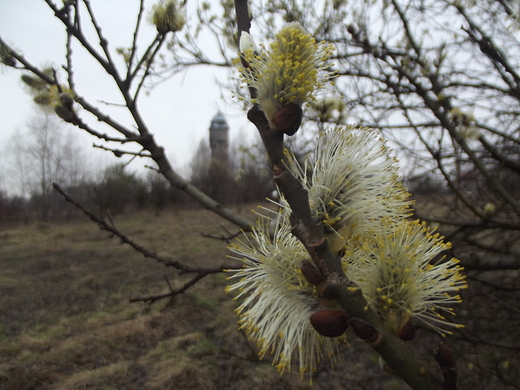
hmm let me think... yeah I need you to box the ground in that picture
[0,204,518,389]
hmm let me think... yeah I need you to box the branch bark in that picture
[233,1,445,388]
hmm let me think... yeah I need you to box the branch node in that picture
[351,317,380,343]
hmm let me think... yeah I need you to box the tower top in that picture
[210,111,229,132]
[209,111,229,165]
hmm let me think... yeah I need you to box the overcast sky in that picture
[0,0,256,190]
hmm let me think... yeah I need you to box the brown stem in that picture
[52,182,241,274]
[246,106,345,281]
[435,342,458,390]
[233,2,441,388]
[129,272,208,305]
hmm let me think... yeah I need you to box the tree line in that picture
[0,113,274,223]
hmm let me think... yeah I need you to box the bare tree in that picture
[3,114,88,220]
[325,0,520,271]
[3,132,30,201]
[162,0,520,269]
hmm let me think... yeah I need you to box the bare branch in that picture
[133,34,168,101]
[128,34,163,84]
[92,143,153,158]
[129,272,208,305]
[234,2,442,388]
[83,0,122,79]
[52,182,242,274]
[201,225,243,243]
[126,0,146,81]
[435,342,458,390]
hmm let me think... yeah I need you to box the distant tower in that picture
[209,111,229,166]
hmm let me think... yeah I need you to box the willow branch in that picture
[92,143,153,158]
[126,0,145,81]
[129,34,163,83]
[129,272,208,304]
[134,34,168,101]
[479,135,520,174]
[0,36,138,140]
[234,1,442,388]
[53,183,241,274]
[4,35,253,230]
[246,105,441,390]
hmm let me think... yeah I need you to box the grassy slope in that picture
[0,207,398,390]
[0,205,518,389]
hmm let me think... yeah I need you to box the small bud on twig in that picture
[435,342,455,368]
[59,91,75,109]
[310,310,348,337]
[435,342,458,390]
[351,317,379,342]
[301,259,326,293]
[398,318,416,341]
[379,356,395,375]
[54,104,75,123]
[271,103,303,136]
[239,32,258,53]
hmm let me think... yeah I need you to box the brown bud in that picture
[310,310,348,338]
[271,103,302,136]
[59,92,74,109]
[435,342,455,368]
[301,260,326,290]
[347,24,357,36]
[351,318,378,342]
[2,55,17,67]
[398,318,416,341]
[435,342,457,390]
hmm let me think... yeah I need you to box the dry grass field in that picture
[0,203,518,389]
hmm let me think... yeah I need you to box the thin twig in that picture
[201,225,243,243]
[126,0,146,80]
[92,143,153,158]
[83,0,120,79]
[129,272,208,305]
[52,182,241,274]
[134,34,167,101]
